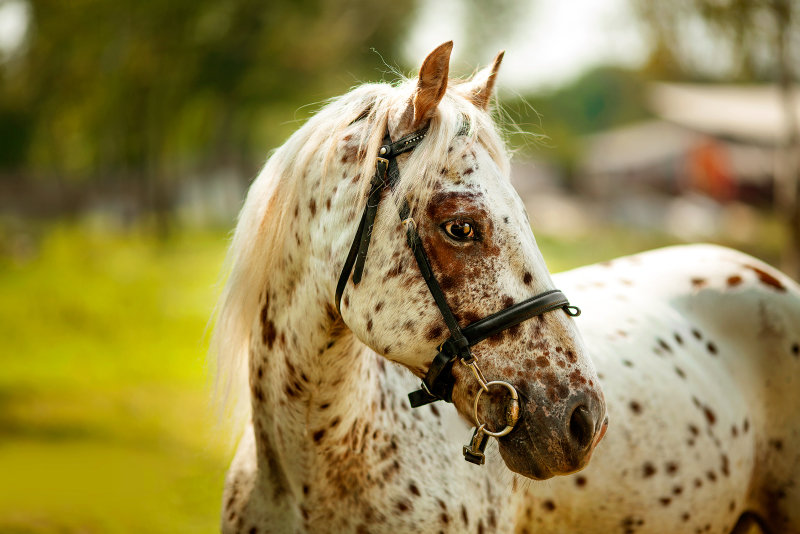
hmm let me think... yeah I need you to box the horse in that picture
[213,42,800,534]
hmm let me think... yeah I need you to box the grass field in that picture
[0,220,782,533]
[0,225,230,533]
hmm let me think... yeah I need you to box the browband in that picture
[335,125,580,411]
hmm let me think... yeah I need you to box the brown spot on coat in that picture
[426,324,443,341]
[703,407,716,425]
[666,461,678,475]
[395,499,411,512]
[643,462,656,477]
[721,454,730,476]
[744,264,786,291]
[727,275,742,287]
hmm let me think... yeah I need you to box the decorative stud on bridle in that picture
[336,123,580,465]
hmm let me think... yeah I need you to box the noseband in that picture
[336,125,580,464]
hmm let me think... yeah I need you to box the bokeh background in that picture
[1,0,798,532]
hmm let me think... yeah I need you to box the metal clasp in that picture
[375,156,389,182]
[463,424,489,465]
[461,358,520,438]
[461,358,489,393]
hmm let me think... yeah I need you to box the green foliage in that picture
[631,0,799,82]
[502,67,650,176]
[3,0,418,185]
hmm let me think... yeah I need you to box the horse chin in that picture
[495,414,594,481]
[497,442,556,480]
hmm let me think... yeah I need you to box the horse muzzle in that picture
[494,387,607,480]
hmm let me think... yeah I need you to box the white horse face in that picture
[337,43,607,480]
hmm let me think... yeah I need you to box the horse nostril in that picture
[568,404,594,450]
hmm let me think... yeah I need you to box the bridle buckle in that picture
[463,424,489,465]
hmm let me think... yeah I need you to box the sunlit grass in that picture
[0,219,783,532]
[0,224,231,533]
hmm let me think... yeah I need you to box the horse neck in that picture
[248,151,383,495]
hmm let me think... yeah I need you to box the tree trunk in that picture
[774,0,800,279]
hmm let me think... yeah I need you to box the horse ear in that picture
[412,41,453,129]
[460,50,504,110]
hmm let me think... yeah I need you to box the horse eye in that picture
[442,220,476,241]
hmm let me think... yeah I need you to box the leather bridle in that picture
[336,124,580,464]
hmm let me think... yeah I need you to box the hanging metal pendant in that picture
[463,425,490,465]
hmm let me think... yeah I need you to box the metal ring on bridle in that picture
[472,380,520,438]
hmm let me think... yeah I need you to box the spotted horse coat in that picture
[213,42,800,534]
[515,245,800,534]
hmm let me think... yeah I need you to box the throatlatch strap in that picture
[335,128,429,314]
[335,206,368,314]
[351,159,389,284]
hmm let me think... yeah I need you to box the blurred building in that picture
[580,83,800,204]
[573,82,800,239]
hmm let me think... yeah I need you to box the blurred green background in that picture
[0,0,797,532]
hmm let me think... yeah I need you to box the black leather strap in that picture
[335,128,429,314]
[401,200,471,359]
[408,289,579,406]
[462,289,580,346]
[335,206,368,314]
[351,157,389,285]
[408,351,456,407]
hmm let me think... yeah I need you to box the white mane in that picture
[210,76,511,424]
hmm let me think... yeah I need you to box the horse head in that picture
[336,42,607,480]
